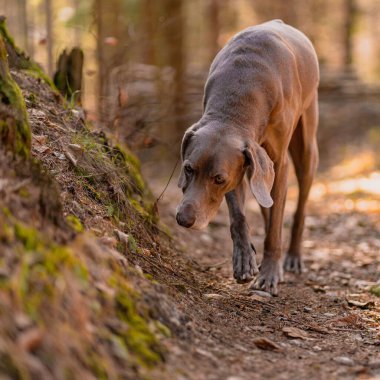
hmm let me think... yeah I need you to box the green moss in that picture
[0,17,55,89]
[0,221,14,243]
[26,92,37,106]
[18,187,29,198]
[82,182,102,203]
[0,36,31,158]
[370,285,380,297]
[154,321,171,338]
[66,214,84,233]
[14,223,39,250]
[115,288,164,367]
[127,234,138,254]
[111,144,146,194]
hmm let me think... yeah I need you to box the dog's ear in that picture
[178,129,195,188]
[243,143,275,208]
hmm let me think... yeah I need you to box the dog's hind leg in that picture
[284,94,319,273]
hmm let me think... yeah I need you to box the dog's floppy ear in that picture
[243,143,275,208]
[178,129,195,188]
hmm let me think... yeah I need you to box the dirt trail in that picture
[144,166,380,380]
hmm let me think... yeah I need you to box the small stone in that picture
[203,293,223,300]
[99,236,117,249]
[200,234,212,243]
[313,345,322,351]
[250,290,273,298]
[15,313,33,331]
[304,307,312,313]
[334,356,355,366]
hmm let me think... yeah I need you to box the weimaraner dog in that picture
[176,20,319,295]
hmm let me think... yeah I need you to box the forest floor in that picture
[142,161,380,380]
[1,30,379,378]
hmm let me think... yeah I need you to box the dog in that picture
[176,20,319,296]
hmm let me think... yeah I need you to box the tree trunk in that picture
[54,47,84,105]
[95,0,126,123]
[161,0,184,142]
[343,0,356,68]
[44,0,53,77]
[140,0,155,65]
[18,0,28,53]
[207,0,220,63]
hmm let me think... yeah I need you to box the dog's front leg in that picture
[253,157,288,295]
[226,182,259,283]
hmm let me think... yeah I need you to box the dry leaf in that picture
[250,326,275,333]
[33,145,51,154]
[253,337,281,351]
[64,150,78,167]
[307,323,332,334]
[283,326,310,340]
[17,327,43,352]
[346,298,375,309]
[32,134,47,144]
[53,151,66,160]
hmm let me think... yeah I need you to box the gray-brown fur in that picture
[176,20,319,296]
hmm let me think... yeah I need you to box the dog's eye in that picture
[214,175,225,185]
[184,164,193,175]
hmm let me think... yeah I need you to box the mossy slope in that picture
[0,34,31,157]
[0,20,171,380]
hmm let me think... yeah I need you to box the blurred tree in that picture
[95,0,127,121]
[342,0,357,68]
[160,0,185,141]
[44,0,53,77]
[140,0,155,65]
[207,0,221,62]
[17,0,27,52]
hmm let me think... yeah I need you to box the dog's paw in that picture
[233,244,259,284]
[284,253,303,274]
[251,258,283,296]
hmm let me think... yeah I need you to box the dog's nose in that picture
[176,204,196,228]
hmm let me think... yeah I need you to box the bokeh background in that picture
[1,0,380,175]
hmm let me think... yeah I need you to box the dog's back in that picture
[203,20,319,126]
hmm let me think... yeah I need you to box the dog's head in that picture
[176,125,275,229]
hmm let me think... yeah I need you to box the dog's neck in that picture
[196,113,268,145]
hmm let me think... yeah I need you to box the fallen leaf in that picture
[32,134,47,144]
[17,327,43,352]
[249,290,273,298]
[306,323,332,334]
[33,145,51,154]
[249,294,270,302]
[283,326,310,340]
[114,229,129,245]
[53,151,65,160]
[346,298,375,309]
[68,143,83,152]
[104,36,118,46]
[253,337,281,351]
[64,150,78,166]
[250,326,274,333]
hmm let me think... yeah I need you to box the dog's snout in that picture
[176,204,196,228]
